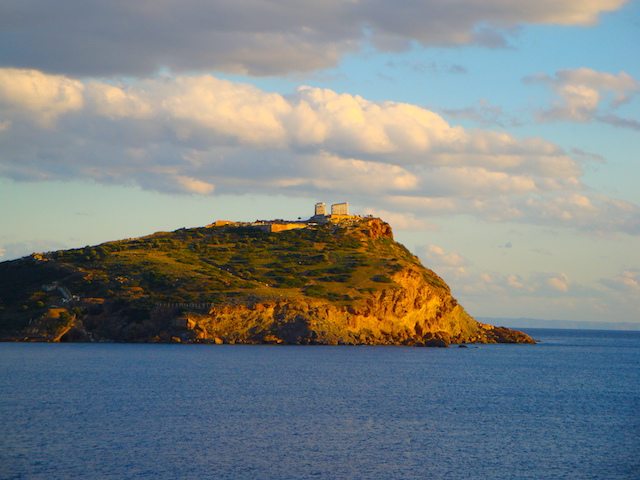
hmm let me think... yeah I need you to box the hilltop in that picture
[0,215,534,346]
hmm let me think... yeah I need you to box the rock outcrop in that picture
[164,265,535,346]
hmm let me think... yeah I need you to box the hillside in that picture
[0,216,534,346]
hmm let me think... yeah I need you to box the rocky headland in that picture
[0,216,534,346]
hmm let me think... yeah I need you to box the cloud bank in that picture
[0,1,629,77]
[1,68,638,234]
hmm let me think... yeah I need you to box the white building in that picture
[331,202,349,215]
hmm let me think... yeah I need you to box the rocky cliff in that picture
[0,217,534,346]
[172,267,533,346]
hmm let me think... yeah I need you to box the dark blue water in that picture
[1,329,638,480]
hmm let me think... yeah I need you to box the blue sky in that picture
[1,0,639,324]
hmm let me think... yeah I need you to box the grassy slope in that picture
[0,219,451,335]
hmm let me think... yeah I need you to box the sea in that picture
[1,328,638,480]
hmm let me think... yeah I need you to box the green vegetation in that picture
[0,218,451,335]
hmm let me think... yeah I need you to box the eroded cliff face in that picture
[163,266,534,346]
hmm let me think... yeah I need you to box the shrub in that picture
[329,275,350,283]
[372,274,392,283]
[304,285,327,298]
[273,276,308,288]
[359,287,376,293]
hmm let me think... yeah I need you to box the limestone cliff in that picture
[0,216,535,346]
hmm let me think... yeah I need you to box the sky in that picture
[0,0,639,324]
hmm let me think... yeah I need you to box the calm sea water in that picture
[1,329,639,480]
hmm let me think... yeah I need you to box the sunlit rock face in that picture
[172,265,535,346]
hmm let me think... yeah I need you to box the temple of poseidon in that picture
[209,202,361,233]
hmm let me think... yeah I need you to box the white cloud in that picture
[0,68,84,127]
[422,245,468,267]
[453,269,586,299]
[84,81,153,120]
[306,154,419,193]
[525,68,639,124]
[419,167,539,198]
[417,245,469,284]
[0,1,629,77]
[0,68,638,234]
[600,270,640,294]
[175,177,215,195]
[506,274,524,288]
[547,273,571,292]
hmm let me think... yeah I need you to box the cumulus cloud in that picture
[0,69,84,127]
[547,273,571,292]
[457,270,584,298]
[1,68,638,235]
[422,245,468,267]
[525,68,639,125]
[600,270,640,294]
[418,245,469,282]
[0,1,629,77]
